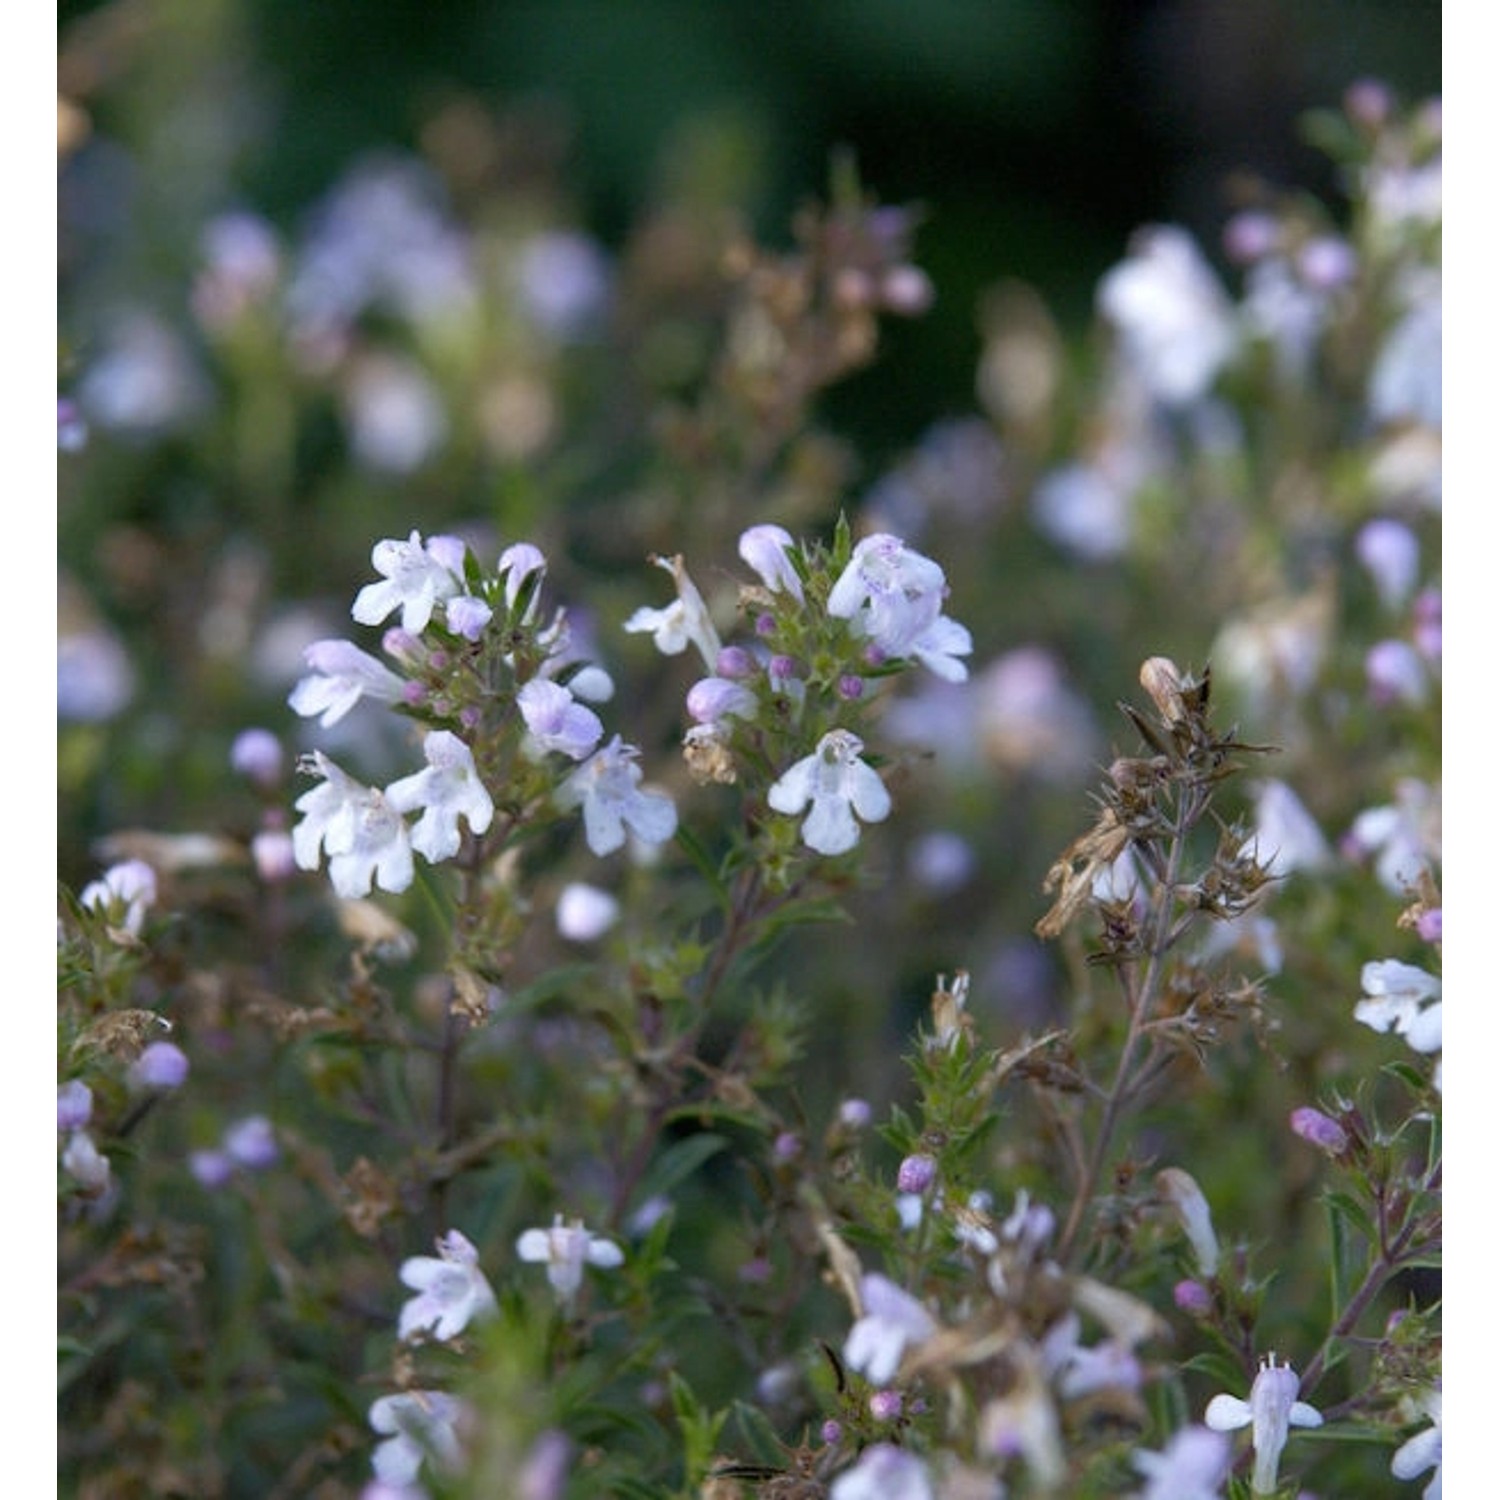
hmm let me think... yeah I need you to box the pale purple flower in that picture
[685,676,758,727]
[80,858,158,936]
[518,1428,573,1500]
[623,553,722,669]
[826,533,952,663]
[251,827,297,883]
[1174,1280,1214,1317]
[130,1041,189,1091]
[557,736,677,856]
[293,752,415,897]
[1132,1425,1231,1500]
[1355,959,1442,1055]
[1043,1313,1142,1400]
[1205,1352,1322,1495]
[1096,226,1236,407]
[516,230,612,341]
[868,1389,903,1422]
[224,1114,279,1170]
[1031,461,1132,562]
[1366,639,1430,707]
[738,525,803,601]
[1345,779,1440,894]
[1289,1106,1350,1157]
[1390,1388,1441,1499]
[58,1080,93,1132]
[352,531,463,634]
[398,1228,498,1342]
[556,882,620,942]
[843,1273,937,1385]
[369,1390,469,1487]
[230,728,285,787]
[58,625,135,722]
[516,1215,624,1304]
[288,639,406,727]
[896,1154,937,1195]
[1250,779,1333,878]
[1356,518,1422,610]
[517,680,603,761]
[343,355,447,474]
[829,1442,933,1500]
[384,731,495,862]
[445,595,492,641]
[768,729,891,856]
[190,1149,236,1189]
[907,611,973,683]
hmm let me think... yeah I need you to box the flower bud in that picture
[896,1153,937,1195]
[229,727,284,788]
[224,1114,278,1170]
[1139,656,1186,722]
[869,1389,904,1421]
[1289,1106,1350,1157]
[131,1040,190,1091]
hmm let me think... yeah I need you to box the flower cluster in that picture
[289,530,678,896]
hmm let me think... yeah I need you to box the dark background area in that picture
[58,0,1441,453]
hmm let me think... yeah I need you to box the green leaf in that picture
[639,1132,730,1203]
[669,1370,728,1487]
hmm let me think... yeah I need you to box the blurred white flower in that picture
[843,1273,937,1385]
[557,736,677,857]
[385,731,494,863]
[397,1228,498,1343]
[516,1216,623,1305]
[1205,1353,1321,1495]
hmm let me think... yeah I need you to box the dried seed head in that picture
[1139,656,1187,722]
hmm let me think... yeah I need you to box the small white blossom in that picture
[288,639,407,727]
[829,1443,933,1500]
[556,882,620,942]
[827,533,963,670]
[516,1215,623,1304]
[768,729,891,856]
[623,553,722,669]
[369,1390,469,1487]
[518,679,604,761]
[80,857,158,936]
[1156,1168,1220,1278]
[397,1228,498,1343]
[557,736,677,856]
[843,1273,937,1385]
[1355,958,1442,1055]
[352,531,462,634]
[1132,1425,1231,1500]
[738,524,804,601]
[1390,1388,1441,1499]
[1205,1352,1322,1496]
[293,751,414,898]
[1345,777,1440,895]
[62,1130,111,1194]
[1250,778,1333,878]
[384,731,495,863]
[498,543,547,615]
[1097,225,1236,407]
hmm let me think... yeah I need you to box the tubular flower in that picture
[1205,1352,1322,1495]
[352,530,463,634]
[516,1215,624,1305]
[289,639,406,727]
[397,1228,498,1343]
[557,736,677,856]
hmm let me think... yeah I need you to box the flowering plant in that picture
[59,74,1439,1500]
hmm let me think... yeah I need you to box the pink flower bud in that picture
[1290,1106,1349,1157]
[896,1154,937,1194]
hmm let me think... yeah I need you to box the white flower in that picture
[397,1228,498,1343]
[623,553,722,670]
[768,729,891,856]
[826,533,957,665]
[1345,778,1440,895]
[907,611,973,683]
[557,736,677,857]
[62,1130,111,1193]
[293,751,414,898]
[738,524,803,601]
[1355,958,1442,1055]
[829,1443,933,1500]
[1156,1168,1219,1278]
[80,857,158,936]
[556,882,620,942]
[1097,225,1236,407]
[1205,1352,1322,1496]
[352,531,463,634]
[517,679,603,761]
[1391,1388,1441,1499]
[1132,1425,1231,1500]
[1250,779,1333,878]
[369,1390,469,1487]
[516,1215,624,1304]
[843,1273,937,1385]
[288,639,407,727]
[384,731,495,863]
[498,543,547,615]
